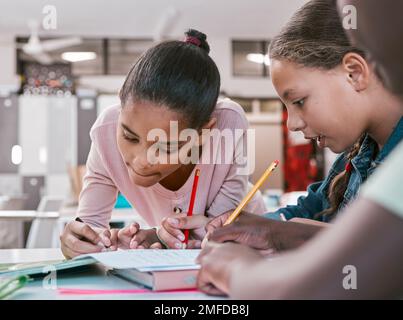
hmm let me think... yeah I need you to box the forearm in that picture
[231,198,403,299]
[287,199,403,299]
[271,220,326,251]
[229,251,302,299]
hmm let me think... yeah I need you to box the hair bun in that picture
[184,29,210,54]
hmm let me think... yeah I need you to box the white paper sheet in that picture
[76,249,201,272]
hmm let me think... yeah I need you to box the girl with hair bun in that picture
[60,29,265,258]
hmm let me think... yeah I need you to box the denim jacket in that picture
[265,117,403,222]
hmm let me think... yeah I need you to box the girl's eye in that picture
[122,132,139,143]
[293,98,305,107]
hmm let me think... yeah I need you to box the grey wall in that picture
[0,95,18,173]
[77,97,97,165]
[0,95,100,202]
[22,176,45,210]
[47,97,75,173]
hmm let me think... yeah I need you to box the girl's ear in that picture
[342,52,371,92]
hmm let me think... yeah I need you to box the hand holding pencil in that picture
[202,160,280,247]
[224,160,279,225]
[157,168,204,249]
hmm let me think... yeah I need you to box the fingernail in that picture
[96,241,105,248]
[168,218,179,225]
[175,242,182,249]
[177,234,185,241]
[102,236,111,247]
[131,241,138,249]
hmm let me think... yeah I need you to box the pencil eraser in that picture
[274,160,280,166]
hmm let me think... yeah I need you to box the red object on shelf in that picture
[282,109,319,192]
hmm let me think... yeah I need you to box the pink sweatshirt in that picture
[78,99,266,237]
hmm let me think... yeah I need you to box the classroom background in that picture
[0,0,338,249]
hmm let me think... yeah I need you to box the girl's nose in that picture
[287,110,306,132]
[133,151,153,170]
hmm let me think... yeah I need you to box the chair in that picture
[26,196,65,249]
[0,195,28,249]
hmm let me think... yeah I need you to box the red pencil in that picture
[183,168,200,246]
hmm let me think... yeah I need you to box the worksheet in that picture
[76,249,202,272]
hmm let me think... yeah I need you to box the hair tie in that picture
[184,36,201,47]
[345,161,353,173]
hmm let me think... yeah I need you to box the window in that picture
[108,39,154,75]
[231,97,283,115]
[232,40,270,77]
[16,37,155,94]
[17,37,154,77]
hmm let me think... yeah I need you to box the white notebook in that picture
[0,250,201,283]
[77,249,201,272]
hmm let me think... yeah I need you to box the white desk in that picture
[0,211,44,248]
[0,249,218,300]
[59,207,148,227]
[0,210,39,221]
[0,248,64,264]
[0,207,150,249]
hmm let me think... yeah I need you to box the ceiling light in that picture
[61,52,97,62]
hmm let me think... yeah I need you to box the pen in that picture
[183,169,201,246]
[224,160,280,226]
[75,216,111,250]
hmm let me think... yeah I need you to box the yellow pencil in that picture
[224,160,280,226]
